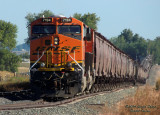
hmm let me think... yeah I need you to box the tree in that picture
[110,29,147,61]
[110,36,127,50]
[0,20,21,72]
[73,12,100,30]
[148,37,160,64]
[118,29,133,43]
[0,20,17,50]
[0,49,21,72]
[25,10,54,44]
[25,10,54,26]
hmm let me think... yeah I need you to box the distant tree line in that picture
[13,43,30,51]
[110,29,160,64]
[19,52,30,59]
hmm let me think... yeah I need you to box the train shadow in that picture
[0,91,41,101]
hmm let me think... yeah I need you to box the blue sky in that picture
[0,0,160,45]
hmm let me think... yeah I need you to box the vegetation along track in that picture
[0,83,137,111]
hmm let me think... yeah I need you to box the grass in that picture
[0,62,30,92]
[99,85,160,115]
[117,86,160,115]
[0,76,30,92]
[17,67,29,73]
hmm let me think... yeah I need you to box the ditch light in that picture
[54,37,59,45]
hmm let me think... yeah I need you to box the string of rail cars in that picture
[28,15,152,98]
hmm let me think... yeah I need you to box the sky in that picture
[0,0,160,45]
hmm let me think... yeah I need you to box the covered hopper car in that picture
[29,15,150,97]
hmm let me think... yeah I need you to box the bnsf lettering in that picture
[61,46,71,51]
[54,46,60,51]
[35,46,46,52]
[46,46,55,51]
[71,46,80,52]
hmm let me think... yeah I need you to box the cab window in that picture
[32,25,56,34]
[58,25,81,34]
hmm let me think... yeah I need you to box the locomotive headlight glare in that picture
[54,37,59,45]
[40,63,45,67]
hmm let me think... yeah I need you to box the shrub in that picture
[0,49,21,72]
[155,78,160,90]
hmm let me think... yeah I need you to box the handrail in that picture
[65,51,84,72]
[30,51,45,71]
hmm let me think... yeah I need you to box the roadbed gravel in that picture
[0,87,137,115]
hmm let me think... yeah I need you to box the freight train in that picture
[29,15,151,97]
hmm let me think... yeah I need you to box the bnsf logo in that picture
[31,46,80,55]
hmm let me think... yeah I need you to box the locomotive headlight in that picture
[40,62,45,67]
[54,37,59,45]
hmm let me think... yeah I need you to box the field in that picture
[0,76,29,92]
[0,62,30,92]
[19,62,30,68]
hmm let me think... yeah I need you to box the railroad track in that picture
[0,85,137,111]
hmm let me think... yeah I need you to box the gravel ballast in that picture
[0,87,137,115]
